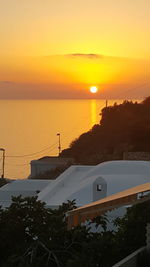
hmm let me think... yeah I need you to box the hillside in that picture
[60,97,150,164]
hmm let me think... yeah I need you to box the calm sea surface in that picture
[0,99,135,179]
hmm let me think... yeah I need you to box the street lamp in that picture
[0,148,5,178]
[57,133,61,156]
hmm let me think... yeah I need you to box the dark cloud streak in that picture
[66,53,103,59]
[0,81,15,84]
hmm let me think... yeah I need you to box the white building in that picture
[38,160,150,208]
[1,161,150,212]
[30,156,74,178]
[0,179,51,208]
[38,165,102,208]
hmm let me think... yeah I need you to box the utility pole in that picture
[57,133,61,156]
[0,148,5,178]
[106,99,108,108]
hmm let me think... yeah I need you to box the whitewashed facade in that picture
[0,179,51,207]
[1,161,150,213]
[38,160,150,208]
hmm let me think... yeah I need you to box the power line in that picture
[6,142,58,158]
[4,106,100,178]
[4,103,98,160]
[5,145,57,167]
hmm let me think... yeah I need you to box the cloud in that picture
[43,53,131,61]
[65,53,103,59]
[0,81,15,84]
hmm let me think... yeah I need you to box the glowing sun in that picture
[90,86,98,93]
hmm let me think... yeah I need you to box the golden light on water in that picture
[90,86,98,94]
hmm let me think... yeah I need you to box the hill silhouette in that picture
[60,97,150,164]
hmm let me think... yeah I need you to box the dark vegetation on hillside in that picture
[0,196,150,267]
[60,97,150,164]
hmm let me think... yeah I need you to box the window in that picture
[97,184,102,191]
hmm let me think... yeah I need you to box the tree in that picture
[0,196,114,267]
[1,195,150,266]
[114,200,150,260]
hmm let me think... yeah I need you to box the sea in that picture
[0,99,137,179]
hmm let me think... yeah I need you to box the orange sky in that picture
[0,0,150,99]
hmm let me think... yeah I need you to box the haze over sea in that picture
[0,99,139,179]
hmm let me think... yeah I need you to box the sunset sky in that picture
[0,0,150,99]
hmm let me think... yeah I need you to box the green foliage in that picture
[138,250,150,267]
[1,196,150,266]
[67,231,117,267]
[114,200,150,259]
[0,196,74,266]
[61,97,150,163]
[0,196,116,267]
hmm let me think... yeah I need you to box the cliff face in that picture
[60,98,150,164]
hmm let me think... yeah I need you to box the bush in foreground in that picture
[1,196,150,266]
[0,196,117,267]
